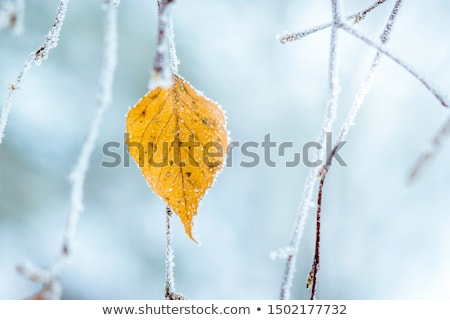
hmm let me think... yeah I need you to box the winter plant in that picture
[0,0,449,299]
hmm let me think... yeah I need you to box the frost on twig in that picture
[0,0,25,35]
[53,0,119,274]
[16,261,62,300]
[322,0,403,176]
[304,0,403,300]
[270,246,295,261]
[339,22,449,109]
[154,1,185,300]
[307,168,327,300]
[0,0,69,145]
[408,112,450,182]
[16,1,119,297]
[278,0,387,44]
[168,16,179,75]
[279,0,342,301]
[165,207,186,300]
[150,0,175,89]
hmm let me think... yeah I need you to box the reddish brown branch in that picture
[309,165,329,300]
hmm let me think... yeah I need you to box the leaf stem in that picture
[164,206,186,300]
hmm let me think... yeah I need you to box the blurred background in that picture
[0,0,449,299]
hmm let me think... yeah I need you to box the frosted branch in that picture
[16,1,119,297]
[308,170,327,300]
[52,0,119,274]
[324,0,403,171]
[339,22,449,108]
[0,0,69,145]
[308,0,403,299]
[165,207,186,300]
[33,0,69,65]
[278,0,387,44]
[279,0,342,300]
[150,0,175,89]
[168,16,179,75]
[408,112,450,182]
[16,261,62,300]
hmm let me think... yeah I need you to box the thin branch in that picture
[0,0,69,145]
[17,1,119,297]
[168,15,179,75]
[165,207,186,300]
[309,0,403,299]
[279,0,342,300]
[324,0,403,170]
[308,168,327,300]
[151,0,175,89]
[16,262,62,300]
[278,0,387,44]
[408,111,450,182]
[338,22,449,108]
[52,0,119,274]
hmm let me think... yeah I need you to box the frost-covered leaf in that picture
[126,74,228,241]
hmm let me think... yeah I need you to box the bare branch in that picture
[278,0,387,44]
[16,261,62,300]
[51,0,119,275]
[408,112,450,182]
[17,1,119,297]
[325,0,403,169]
[308,168,327,300]
[309,0,403,298]
[339,22,449,108]
[279,0,342,300]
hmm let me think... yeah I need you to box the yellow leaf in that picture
[126,74,228,241]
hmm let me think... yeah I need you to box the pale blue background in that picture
[0,0,449,299]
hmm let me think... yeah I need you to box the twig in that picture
[309,0,403,299]
[17,1,119,297]
[16,262,62,300]
[151,0,175,89]
[308,168,327,300]
[338,22,449,108]
[279,0,342,300]
[0,0,69,145]
[53,0,119,274]
[168,15,179,75]
[408,112,450,182]
[278,0,387,44]
[323,0,403,173]
[165,207,186,300]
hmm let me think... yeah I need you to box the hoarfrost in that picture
[0,0,69,145]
